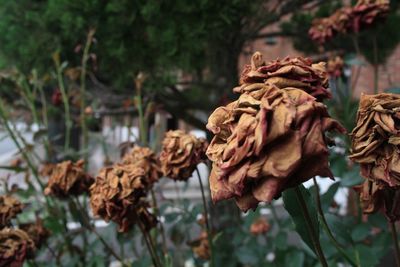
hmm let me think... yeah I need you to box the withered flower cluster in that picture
[188,231,210,260]
[0,228,35,267]
[237,52,331,101]
[309,0,389,44]
[250,217,271,235]
[19,219,50,249]
[89,164,157,232]
[159,130,208,181]
[207,52,345,211]
[0,196,23,229]
[122,145,162,184]
[44,160,94,198]
[350,93,400,221]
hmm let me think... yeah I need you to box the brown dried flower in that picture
[159,130,208,181]
[349,93,400,186]
[237,52,331,101]
[352,0,390,33]
[354,180,400,222]
[327,56,345,78]
[19,219,50,249]
[188,231,210,260]
[250,217,271,235]
[39,163,56,177]
[89,164,156,232]
[0,228,35,267]
[0,196,23,229]
[44,160,94,198]
[122,145,162,185]
[207,53,345,212]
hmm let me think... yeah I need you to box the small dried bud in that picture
[0,195,23,229]
[19,218,50,249]
[44,160,94,198]
[159,130,208,181]
[188,231,210,260]
[0,228,35,267]
[327,56,344,78]
[250,217,271,235]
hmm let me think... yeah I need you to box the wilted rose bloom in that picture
[250,217,271,235]
[207,55,345,212]
[122,145,162,185]
[159,130,208,181]
[352,0,389,33]
[188,231,210,260]
[89,164,156,232]
[237,52,331,101]
[0,228,35,267]
[19,219,50,249]
[308,17,336,45]
[349,93,400,187]
[0,195,23,229]
[327,56,345,78]
[44,160,94,198]
[354,180,400,222]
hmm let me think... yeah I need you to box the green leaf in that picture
[237,246,259,265]
[284,250,305,267]
[320,182,340,212]
[275,231,288,250]
[324,214,353,244]
[283,185,319,253]
[351,224,371,242]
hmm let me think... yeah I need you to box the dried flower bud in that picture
[354,180,400,222]
[44,160,93,198]
[122,145,162,185]
[352,0,389,32]
[89,165,156,232]
[159,130,208,181]
[39,163,56,177]
[188,231,210,260]
[308,17,336,45]
[250,217,271,235]
[0,228,35,267]
[327,56,344,78]
[349,93,400,186]
[207,54,345,212]
[237,52,331,101]
[19,219,50,249]
[0,195,23,229]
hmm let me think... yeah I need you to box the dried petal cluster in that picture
[160,130,208,181]
[350,93,400,220]
[207,52,345,211]
[89,164,156,232]
[309,0,389,44]
[122,145,162,185]
[0,196,23,229]
[19,219,50,249]
[250,217,271,235]
[188,232,210,260]
[0,228,35,267]
[44,160,94,198]
[237,52,331,101]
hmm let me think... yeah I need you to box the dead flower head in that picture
[327,56,345,78]
[44,160,94,198]
[0,228,35,267]
[188,231,210,260]
[122,145,162,185]
[19,219,50,249]
[352,0,390,33]
[0,195,23,229]
[207,53,345,212]
[350,93,400,186]
[89,164,156,232]
[250,217,271,235]
[159,130,208,181]
[237,52,331,101]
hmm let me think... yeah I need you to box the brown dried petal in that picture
[0,196,23,229]
[250,217,271,235]
[19,218,50,249]
[0,228,35,267]
[188,231,210,260]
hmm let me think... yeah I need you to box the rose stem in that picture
[195,167,215,267]
[294,186,328,267]
[390,221,400,267]
[137,219,162,267]
[312,177,357,267]
[150,188,168,255]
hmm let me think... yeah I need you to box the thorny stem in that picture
[294,186,328,267]
[195,167,214,267]
[390,221,400,267]
[312,177,357,267]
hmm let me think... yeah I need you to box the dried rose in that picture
[39,163,56,177]
[19,219,50,249]
[250,217,271,235]
[122,145,162,185]
[0,196,23,229]
[0,228,35,267]
[188,231,210,260]
[327,56,344,78]
[354,180,400,222]
[351,0,389,33]
[159,130,208,181]
[207,59,345,211]
[44,160,94,198]
[236,52,331,101]
[349,93,400,187]
[89,164,156,232]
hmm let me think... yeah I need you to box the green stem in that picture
[150,188,168,255]
[312,177,357,267]
[269,203,281,229]
[294,186,328,267]
[390,221,400,267]
[137,219,162,267]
